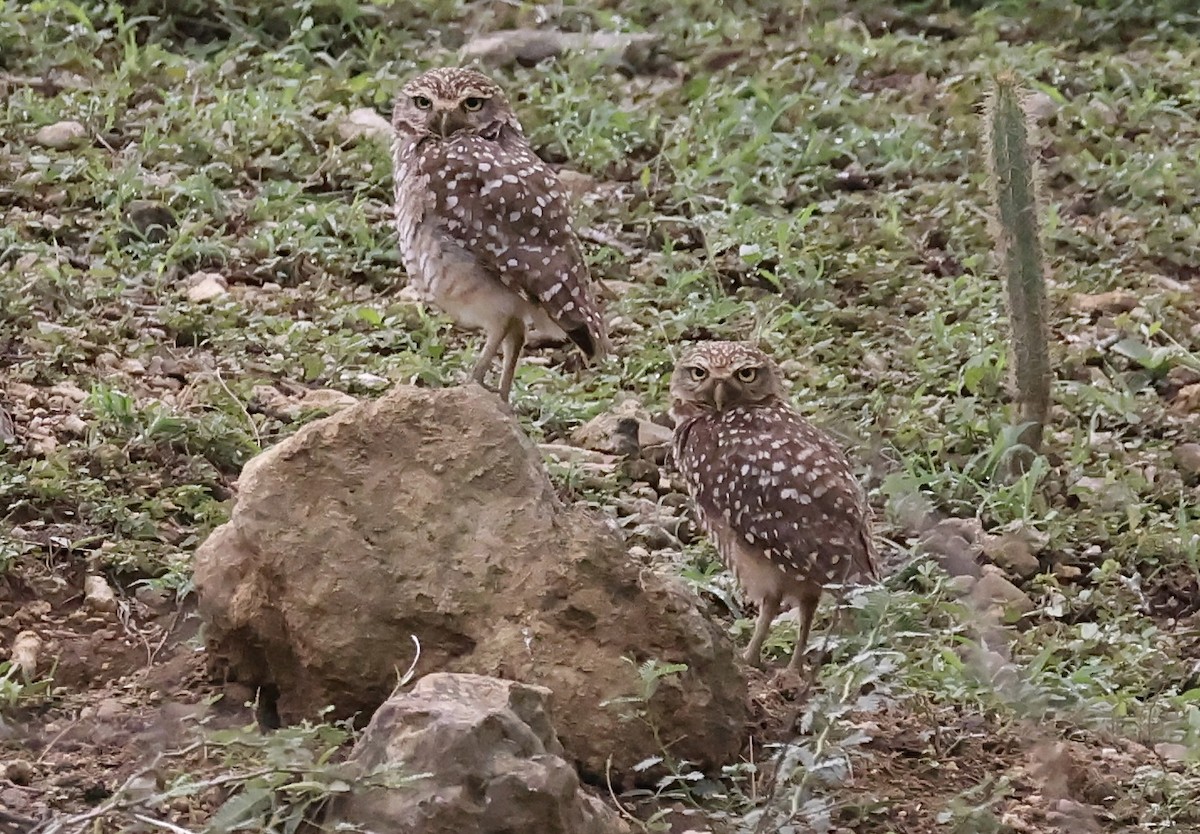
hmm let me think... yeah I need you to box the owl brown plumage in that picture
[390,67,609,402]
[670,341,877,669]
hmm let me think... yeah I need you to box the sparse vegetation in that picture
[2,0,1200,832]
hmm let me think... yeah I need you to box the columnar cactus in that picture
[983,72,1051,454]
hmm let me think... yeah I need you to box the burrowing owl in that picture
[670,342,877,669]
[390,67,609,401]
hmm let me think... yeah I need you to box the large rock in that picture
[194,384,747,781]
[325,673,630,834]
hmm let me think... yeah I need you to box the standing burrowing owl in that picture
[670,342,877,669]
[390,67,609,401]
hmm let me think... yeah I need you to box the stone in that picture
[557,169,598,204]
[1173,383,1200,414]
[1172,443,1200,478]
[982,533,1041,579]
[461,29,663,73]
[971,569,1035,619]
[185,271,229,303]
[1,759,34,786]
[325,674,630,834]
[10,631,41,679]
[571,399,674,457]
[916,517,983,578]
[337,107,393,143]
[125,200,177,243]
[83,574,117,613]
[34,120,87,149]
[250,385,357,421]
[1153,742,1189,763]
[194,384,747,781]
[1071,290,1138,316]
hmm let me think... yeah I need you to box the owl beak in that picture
[713,380,732,411]
[434,107,468,138]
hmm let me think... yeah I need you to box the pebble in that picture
[185,271,229,303]
[1172,443,1200,477]
[34,120,87,149]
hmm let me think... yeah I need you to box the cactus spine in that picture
[983,72,1051,455]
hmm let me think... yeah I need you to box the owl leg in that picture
[496,321,526,402]
[788,591,822,670]
[743,595,781,667]
[471,325,506,389]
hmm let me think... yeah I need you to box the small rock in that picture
[1172,443,1200,478]
[1053,563,1083,582]
[0,408,15,444]
[1154,742,1189,763]
[945,575,977,596]
[572,399,672,456]
[1025,91,1058,122]
[539,443,617,466]
[1071,290,1138,316]
[631,523,676,551]
[1166,366,1200,389]
[622,458,660,488]
[117,358,146,376]
[298,389,358,413]
[326,674,631,834]
[84,574,117,613]
[1071,476,1138,511]
[917,518,983,578]
[135,585,170,611]
[1173,383,1200,414]
[462,28,565,67]
[462,28,663,72]
[58,415,88,436]
[971,569,1035,618]
[125,200,177,243]
[10,631,41,679]
[1,759,34,785]
[49,382,88,402]
[556,169,597,202]
[251,386,357,421]
[27,431,57,456]
[95,698,124,720]
[34,120,87,149]
[337,107,393,143]
[354,372,389,390]
[185,271,229,303]
[982,533,1040,579]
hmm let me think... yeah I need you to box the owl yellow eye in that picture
[462,96,486,111]
[687,366,708,382]
[412,95,432,110]
[736,367,759,383]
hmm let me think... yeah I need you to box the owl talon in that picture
[742,648,766,669]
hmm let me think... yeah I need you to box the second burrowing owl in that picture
[390,67,609,402]
[670,341,877,669]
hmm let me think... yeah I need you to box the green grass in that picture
[3,0,1200,831]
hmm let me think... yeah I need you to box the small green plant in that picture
[0,660,56,709]
[983,71,1052,459]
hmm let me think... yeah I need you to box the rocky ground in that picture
[3,1,1200,832]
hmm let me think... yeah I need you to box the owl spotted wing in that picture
[414,132,607,359]
[675,406,876,585]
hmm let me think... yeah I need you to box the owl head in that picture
[669,341,786,419]
[392,67,520,140]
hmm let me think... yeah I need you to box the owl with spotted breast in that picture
[670,342,877,669]
[390,67,609,402]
